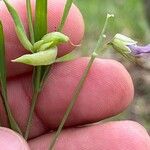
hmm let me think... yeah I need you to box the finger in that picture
[29,121,150,150]
[0,0,84,77]
[0,127,30,150]
[0,58,134,138]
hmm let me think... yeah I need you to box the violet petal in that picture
[128,44,150,55]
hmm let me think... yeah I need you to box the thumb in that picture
[0,127,30,150]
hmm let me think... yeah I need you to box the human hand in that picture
[0,0,150,149]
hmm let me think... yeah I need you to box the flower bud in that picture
[110,33,137,53]
[111,34,150,57]
[12,47,57,66]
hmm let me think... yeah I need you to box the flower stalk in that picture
[49,14,114,150]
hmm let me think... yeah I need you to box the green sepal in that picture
[111,38,132,53]
[114,33,137,45]
[110,33,137,54]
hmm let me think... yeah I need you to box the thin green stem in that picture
[49,14,114,150]
[26,0,35,44]
[24,66,41,140]
[39,65,52,89]
[94,14,114,54]
[0,93,22,134]
[57,0,74,32]
[24,90,39,140]
[49,54,96,150]
[24,0,48,139]
[4,98,22,134]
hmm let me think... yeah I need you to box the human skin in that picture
[0,0,150,149]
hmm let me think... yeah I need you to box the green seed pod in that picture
[38,41,53,52]
[42,32,69,46]
[12,47,57,66]
[32,40,44,52]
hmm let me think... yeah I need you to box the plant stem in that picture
[24,89,39,140]
[24,66,41,140]
[3,97,22,134]
[58,0,74,32]
[49,53,96,150]
[49,14,114,150]
[0,92,22,134]
[24,0,47,139]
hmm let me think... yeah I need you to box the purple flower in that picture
[128,44,150,56]
[111,34,150,57]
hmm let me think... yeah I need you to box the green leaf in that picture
[34,0,49,82]
[3,0,32,51]
[34,0,48,42]
[33,0,48,80]
[0,21,7,100]
[0,21,22,134]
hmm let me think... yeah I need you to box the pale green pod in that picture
[12,47,57,66]
[32,40,44,52]
[38,41,53,51]
[42,32,69,46]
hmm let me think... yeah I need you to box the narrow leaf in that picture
[34,0,49,81]
[34,0,48,42]
[0,21,7,99]
[3,0,32,51]
[58,0,74,32]
[34,0,48,80]
[0,21,22,134]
